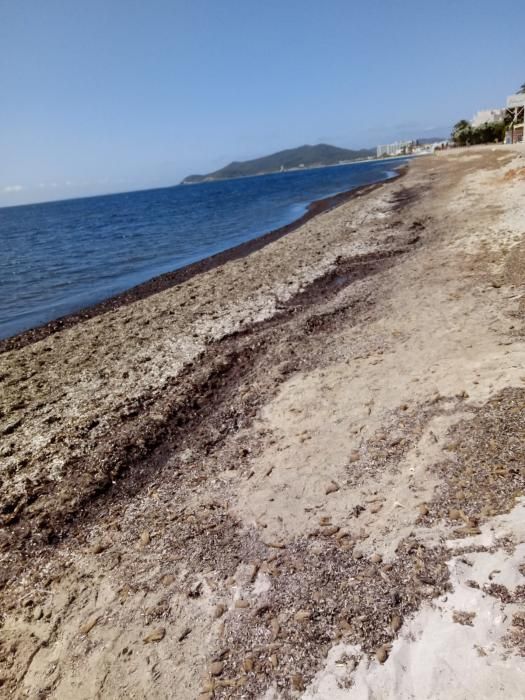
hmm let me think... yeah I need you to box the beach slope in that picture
[1,145,525,699]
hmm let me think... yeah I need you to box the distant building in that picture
[471,108,505,128]
[505,93,525,144]
[376,140,416,158]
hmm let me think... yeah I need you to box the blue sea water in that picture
[0,158,406,340]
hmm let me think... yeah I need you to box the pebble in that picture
[349,451,360,463]
[294,610,311,622]
[325,481,340,495]
[210,661,224,676]
[143,627,166,643]
[79,613,100,635]
[418,503,429,516]
[214,604,226,619]
[139,531,151,548]
[321,526,340,537]
[33,606,43,621]
[235,599,250,609]
[161,574,176,586]
[291,673,305,691]
[243,657,254,672]
[370,553,382,564]
[91,542,107,554]
[369,502,383,514]
[390,614,402,632]
[376,645,389,663]
[178,626,191,642]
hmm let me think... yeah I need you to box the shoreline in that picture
[0,167,405,354]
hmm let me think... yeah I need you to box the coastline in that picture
[0,167,405,354]
[2,145,525,698]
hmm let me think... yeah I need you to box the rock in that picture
[210,661,224,676]
[138,531,151,548]
[214,604,226,619]
[418,503,429,516]
[178,626,191,642]
[376,645,389,663]
[291,673,305,691]
[161,574,176,586]
[33,606,43,621]
[91,541,107,554]
[294,610,311,622]
[370,553,382,564]
[243,657,254,672]
[235,599,250,609]
[390,614,402,632]
[180,448,194,464]
[349,451,360,463]
[270,617,280,640]
[321,526,340,537]
[512,611,525,628]
[80,613,100,635]
[369,502,383,514]
[143,627,166,643]
[449,508,463,521]
[325,481,340,495]
[189,581,203,598]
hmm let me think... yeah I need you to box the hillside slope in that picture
[182,143,375,183]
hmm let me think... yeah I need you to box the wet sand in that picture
[1,145,525,699]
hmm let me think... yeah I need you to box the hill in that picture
[181,143,375,184]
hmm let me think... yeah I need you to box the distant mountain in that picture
[181,144,375,184]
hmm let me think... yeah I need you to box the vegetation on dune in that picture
[451,119,506,147]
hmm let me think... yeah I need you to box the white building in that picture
[471,108,505,128]
[376,141,415,158]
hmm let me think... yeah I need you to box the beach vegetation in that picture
[451,119,506,146]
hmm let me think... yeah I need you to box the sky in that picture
[1,0,524,207]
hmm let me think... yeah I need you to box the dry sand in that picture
[1,144,525,699]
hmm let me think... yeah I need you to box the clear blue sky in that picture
[1,0,524,206]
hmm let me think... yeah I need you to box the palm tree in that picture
[518,83,525,94]
[451,120,472,146]
[453,120,471,131]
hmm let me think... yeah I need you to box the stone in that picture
[243,657,254,672]
[291,673,305,691]
[139,531,151,548]
[294,610,311,622]
[370,553,382,564]
[325,481,340,495]
[418,503,429,516]
[143,627,166,643]
[321,526,340,537]
[349,451,360,463]
[390,614,402,632]
[376,646,389,663]
[210,661,224,676]
[214,604,226,619]
[235,599,250,609]
[80,613,100,635]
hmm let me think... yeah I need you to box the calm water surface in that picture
[0,159,406,339]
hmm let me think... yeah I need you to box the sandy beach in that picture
[1,145,525,698]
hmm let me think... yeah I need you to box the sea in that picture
[0,158,407,340]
